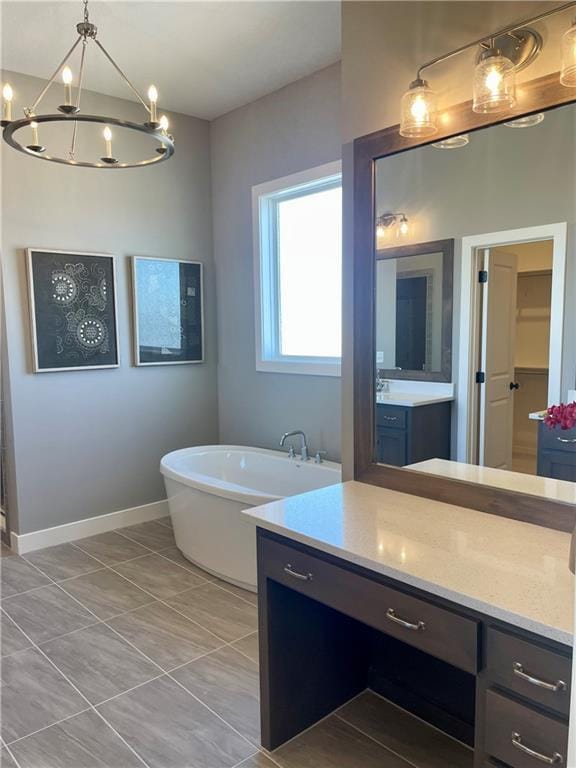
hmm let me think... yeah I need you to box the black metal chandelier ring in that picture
[3,114,175,169]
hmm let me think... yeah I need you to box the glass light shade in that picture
[505,113,545,128]
[432,134,469,149]
[400,79,438,137]
[472,50,516,114]
[560,21,576,87]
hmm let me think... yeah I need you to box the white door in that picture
[479,249,518,469]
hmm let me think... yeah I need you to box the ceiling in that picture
[1,1,341,120]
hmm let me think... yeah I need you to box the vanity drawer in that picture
[539,424,576,453]
[487,628,571,716]
[259,535,478,674]
[376,405,407,430]
[485,690,568,768]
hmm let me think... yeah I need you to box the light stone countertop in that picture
[242,480,574,646]
[376,393,454,407]
[408,459,576,505]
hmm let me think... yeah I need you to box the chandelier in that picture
[1,0,175,168]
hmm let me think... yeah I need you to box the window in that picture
[253,161,342,376]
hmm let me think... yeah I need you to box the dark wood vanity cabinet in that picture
[537,422,576,482]
[257,530,572,767]
[375,401,451,466]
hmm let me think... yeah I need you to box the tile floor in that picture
[1,519,473,768]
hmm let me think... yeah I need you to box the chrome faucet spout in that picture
[279,430,309,461]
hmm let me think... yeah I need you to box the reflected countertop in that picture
[243,481,574,646]
[376,393,454,407]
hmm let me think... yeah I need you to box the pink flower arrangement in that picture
[544,401,576,431]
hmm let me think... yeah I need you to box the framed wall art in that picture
[132,256,204,366]
[26,249,119,372]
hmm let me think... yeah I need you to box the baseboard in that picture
[10,499,169,554]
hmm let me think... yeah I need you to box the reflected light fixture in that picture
[376,212,410,240]
[399,2,576,137]
[505,112,545,128]
[1,0,174,168]
[560,18,576,85]
[432,134,469,149]
[400,78,438,137]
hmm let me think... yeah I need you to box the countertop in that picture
[529,410,547,421]
[376,393,454,407]
[242,480,574,646]
[408,458,576,505]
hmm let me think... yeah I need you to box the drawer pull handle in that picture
[382,416,398,421]
[513,663,567,693]
[386,608,426,631]
[511,732,563,765]
[557,437,576,444]
[284,564,313,582]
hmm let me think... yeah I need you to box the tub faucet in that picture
[280,430,309,461]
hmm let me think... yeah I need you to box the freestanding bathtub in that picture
[160,445,341,591]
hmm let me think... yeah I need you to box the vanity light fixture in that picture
[560,18,576,86]
[376,212,410,239]
[432,134,469,149]
[399,1,576,137]
[1,0,174,168]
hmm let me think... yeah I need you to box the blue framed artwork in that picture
[26,248,119,372]
[132,256,204,366]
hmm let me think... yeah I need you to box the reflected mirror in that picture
[373,102,576,502]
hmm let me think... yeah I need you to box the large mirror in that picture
[372,101,576,505]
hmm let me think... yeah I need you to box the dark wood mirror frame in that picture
[376,239,453,382]
[353,72,576,533]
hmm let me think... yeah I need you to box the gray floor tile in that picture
[1,747,19,768]
[1,610,32,657]
[8,710,143,768]
[108,602,222,671]
[272,715,412,768]
[337,691,473,768]
[24,544,101,582]
[113,553,206,599]
[1,556,51,598]
[1,648,87,743]
[231,632,259,664]
[119,522,175,552]
[98,675,255,768]
[213,580,258,606]
[60,569,153,619]
[73,532,149,566]
[236,754,276,768]
[41,623,159,705]
[166,583,258,642]
[173,645,260,744]
[2,586,95,644]
[158,547,217,579]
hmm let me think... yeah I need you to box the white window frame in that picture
[252,160,342,377]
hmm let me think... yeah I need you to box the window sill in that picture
[256,359,341,377]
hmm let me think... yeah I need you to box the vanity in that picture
[244,482,573,768]
[537,422,576,484]
[376,396,452,466]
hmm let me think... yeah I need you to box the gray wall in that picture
[210,64,342,461]
[1,70,218,535]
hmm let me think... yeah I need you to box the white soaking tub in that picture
[160,445,341,591]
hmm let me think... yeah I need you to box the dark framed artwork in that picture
[26,249,119,372]
[132,257,204,366]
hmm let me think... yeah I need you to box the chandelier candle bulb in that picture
[103,126,112,158]
[148,85,158,124]
[159,114,169,133]
[2,83,13,123]
[31,121,39,146]
[62,67,73,105]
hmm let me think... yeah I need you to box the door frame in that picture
[457,223,567,462]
